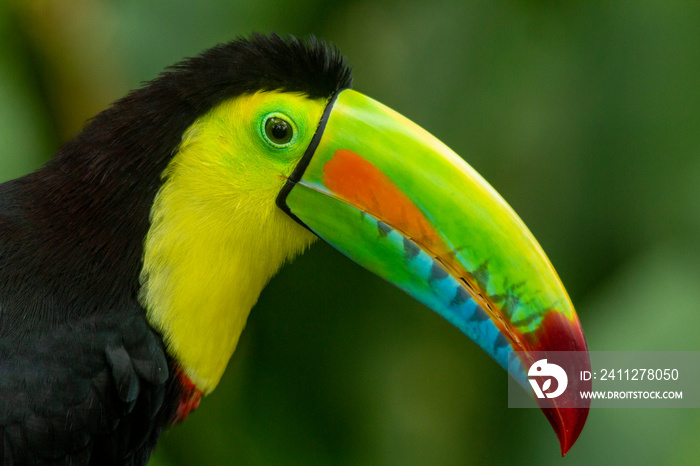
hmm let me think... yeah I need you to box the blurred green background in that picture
[1,0,699,464]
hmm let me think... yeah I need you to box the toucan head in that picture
[125,34,590,455]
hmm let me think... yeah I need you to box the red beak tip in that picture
[543,406,589,457]
[557,426,578,457]
[558,434,573,457]
[526,311,590,456]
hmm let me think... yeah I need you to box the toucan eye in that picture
[264,116,293,146]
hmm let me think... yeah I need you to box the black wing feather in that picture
[0,312,178,465]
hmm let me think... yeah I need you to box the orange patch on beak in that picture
[322,149,445,253]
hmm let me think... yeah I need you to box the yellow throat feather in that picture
[139,91,324,393]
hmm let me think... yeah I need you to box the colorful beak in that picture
[277,89,590,455]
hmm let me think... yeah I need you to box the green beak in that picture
[277,89,590,455]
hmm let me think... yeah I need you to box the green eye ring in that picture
[261,113,297,148]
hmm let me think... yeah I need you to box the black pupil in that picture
[266,117,291,144]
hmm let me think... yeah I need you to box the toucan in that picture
[0,34,590,465]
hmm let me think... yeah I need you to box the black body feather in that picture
[0,34,352,465]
